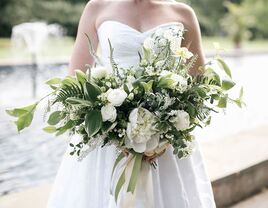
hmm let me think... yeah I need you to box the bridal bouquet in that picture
[6,26,244,203]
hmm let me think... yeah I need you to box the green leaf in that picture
[85,110,102,137]
[157,77,175,88]
[6,103,37,117]
[43,126,57,133]
[15,112,34,132]
[66,97,92,106]
[111,152,125,194]
[62,76,77,86]
[84,82,102,102]
[115,169,126,203]
[141,80,154,92]
[218,95,228,108]
[47,111,64,125]
[222,80,236,91]
[127,153,143,193]
[217,58,232,78]
[45,77,62,86]
[6,103,38,132]
[75,70,87,84]
[55,120,75,136]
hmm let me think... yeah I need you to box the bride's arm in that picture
[68,1,100,75]
[178,4,206,76]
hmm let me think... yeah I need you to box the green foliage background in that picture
[0,0,267,39]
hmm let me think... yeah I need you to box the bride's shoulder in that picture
[83,0,111,14]
[165,2,199,30]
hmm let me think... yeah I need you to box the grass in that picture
[0,36,268,64]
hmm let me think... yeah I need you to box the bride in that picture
[47,0,216,207]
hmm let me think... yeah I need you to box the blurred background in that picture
[0,0,268,207]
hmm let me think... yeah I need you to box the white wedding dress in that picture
[47,21,216,208]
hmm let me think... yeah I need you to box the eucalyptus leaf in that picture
[47,111,64,125]
[43,126,57,133]
[55,120,75,136]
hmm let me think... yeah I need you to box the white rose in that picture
[91,65,112,80]
[125,107,160,153]
[143,37,155,50]
[107,88,128,106]
[101,104,117,122]
[169,110,190,131]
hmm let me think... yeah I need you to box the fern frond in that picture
[53,83,84,105]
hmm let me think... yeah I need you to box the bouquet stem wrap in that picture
[111,153,154,207]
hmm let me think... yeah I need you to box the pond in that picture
[0,54,267,196]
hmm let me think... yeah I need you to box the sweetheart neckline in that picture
[97,20,184,35]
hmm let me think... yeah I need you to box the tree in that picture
[221,1,254,48]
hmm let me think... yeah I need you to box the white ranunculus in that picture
[125,107,160,153]
[101,104,117,122]
[143,37,155,50]
[91,65,112,80]
[169,110,190,131]
[107,88,128,106]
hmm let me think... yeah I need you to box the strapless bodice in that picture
[97,20,184,68]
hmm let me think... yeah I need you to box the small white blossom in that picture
[91,66,112,80]
[101,104,117,122]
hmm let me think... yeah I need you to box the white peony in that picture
[107,88,128,106]
[91,65,112,80]
[101,104,117,122]
[125,107,160,153]
[169,110,190,131]
[143,37,155,50]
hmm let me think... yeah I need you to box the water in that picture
[0,54,267,196]
[0,64,68,196]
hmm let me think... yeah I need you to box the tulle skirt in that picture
[47,135,216,208]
